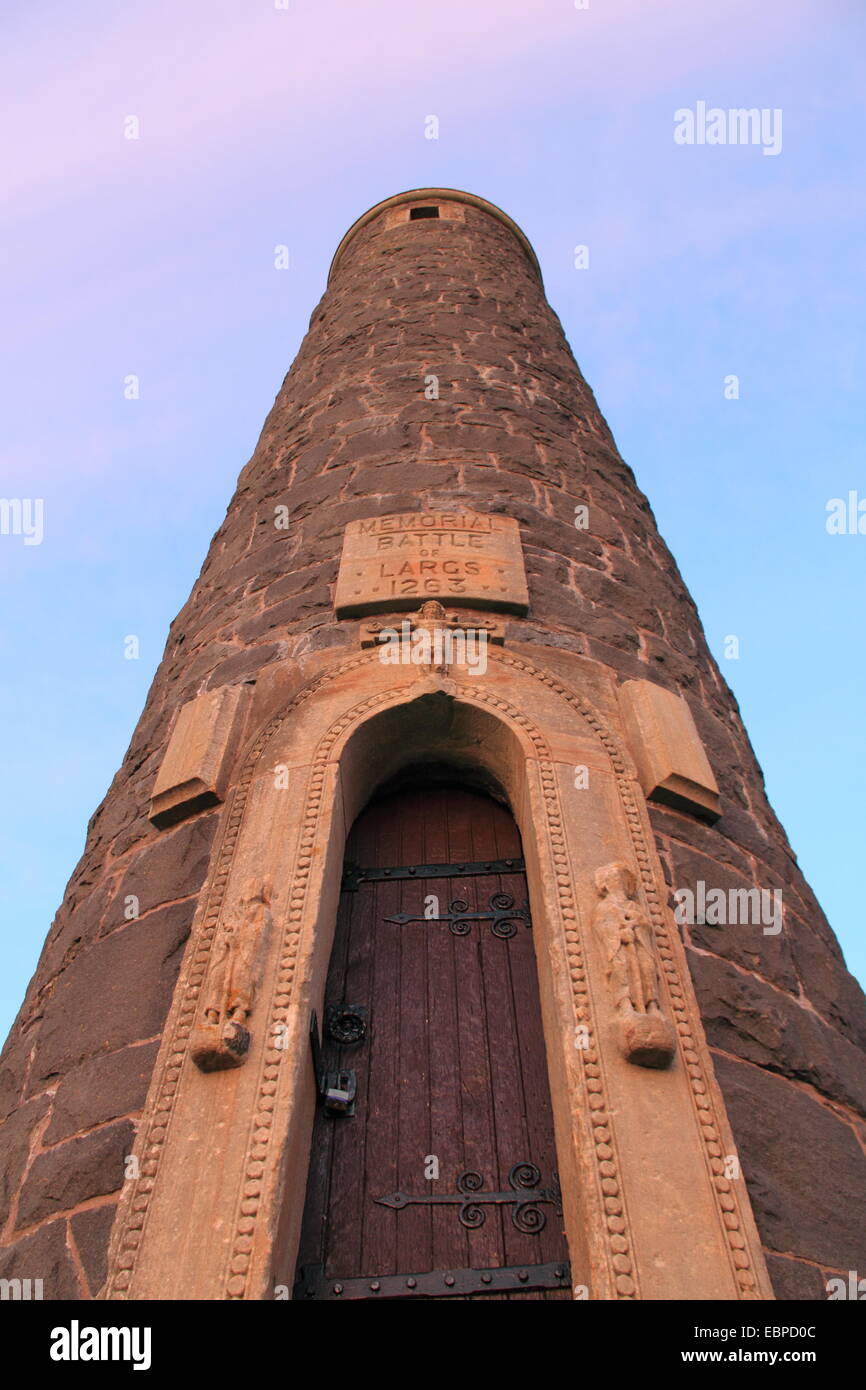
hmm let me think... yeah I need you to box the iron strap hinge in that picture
[294,1259,571,1300]
[341,857,526,891]
[375,1162,560,1232]
[384,892,531,938]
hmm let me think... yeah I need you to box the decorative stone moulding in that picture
[359,605,506,649]
[617,679,721,822]
[149,684,251,828]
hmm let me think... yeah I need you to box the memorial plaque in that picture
[334,511,529,617]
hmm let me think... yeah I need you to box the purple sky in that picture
[2,0,864,1038]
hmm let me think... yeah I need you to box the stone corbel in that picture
[617,679,720,822]
[149,684,251,828]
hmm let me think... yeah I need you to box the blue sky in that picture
[1,0,864,1040]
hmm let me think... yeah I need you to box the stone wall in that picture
[1,190,863,1298]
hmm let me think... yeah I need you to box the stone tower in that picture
[1,188,863,1303]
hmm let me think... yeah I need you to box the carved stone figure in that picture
[192,878,273,1072]
[417,599,448,624]
[593,862,675,1068]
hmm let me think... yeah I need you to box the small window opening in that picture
[409,205,440,220]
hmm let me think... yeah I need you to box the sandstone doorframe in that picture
[102,648,773,1301]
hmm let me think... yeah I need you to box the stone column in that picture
[0,189,863,1301]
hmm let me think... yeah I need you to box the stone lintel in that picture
[617,678,721,822]
[149,684,250,828]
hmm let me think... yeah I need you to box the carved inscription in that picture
[334,511,529,617]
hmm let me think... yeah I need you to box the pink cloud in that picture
[2,0,803,237]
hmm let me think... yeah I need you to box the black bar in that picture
[294,1260,571,1300]
[342,857,525,889]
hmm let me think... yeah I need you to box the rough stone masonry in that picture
[1,188,864,1300]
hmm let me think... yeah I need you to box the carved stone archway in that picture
[103,648,772,1301]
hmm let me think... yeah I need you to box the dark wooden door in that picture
[294,783,571,1300]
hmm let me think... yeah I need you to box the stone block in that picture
[690,950,866,1116]
[0,1095,50,1228]
[0,1218,80,1300]
[31,903,193,1085]
[70,1204,118,1297]
[334,510,529,617]
[0,1027,35,1124]
[764,1253,831,1301]
[150,684,250,827]
[16,1118,136,1229]
[713,1054,866,1271]
[206,643,285,690]
[665,842,798,994]
[112,821,215,924]
[618,678,721,820]
[45,1041,159,1145]
[785,906,866,1051]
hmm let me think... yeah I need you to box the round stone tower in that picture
[1,189,863,1303]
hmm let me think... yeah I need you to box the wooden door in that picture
[293,782,571,1300]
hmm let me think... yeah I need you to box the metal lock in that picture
[322,1070,357,1116]
[309,1012,358,1117]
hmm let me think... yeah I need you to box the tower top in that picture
[327,186,543,285]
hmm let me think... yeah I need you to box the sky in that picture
[1,0,864,1041]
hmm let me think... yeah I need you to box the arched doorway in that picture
[293,772,571,1299]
